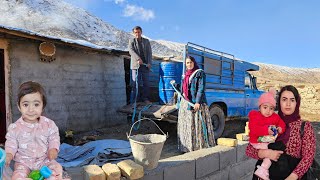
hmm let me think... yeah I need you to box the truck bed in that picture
[117,103,178,122]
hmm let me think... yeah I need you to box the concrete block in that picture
[236,141,250,162]
[192,148,220,179]
[143,173,163,180]
[143,163,164,180]
[236,133,249,141]
[245,126,250,135]
[216,145,237,169]
[239,171,255,180]
[160,154,195,180]
[83,165,106,180]
[198,166,230,180]
[217,138,237,147]
[102,163,121,180]
[163,161,195,180]
[117,160,144,179]
[229,159,256,180]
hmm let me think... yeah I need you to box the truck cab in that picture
[185,42,264,137]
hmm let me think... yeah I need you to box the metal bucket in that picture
[127,119,167,170]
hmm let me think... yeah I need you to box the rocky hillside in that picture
[0,0,184,57]
[251,63,320,121]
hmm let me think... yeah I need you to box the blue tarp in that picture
[57,139,132,167]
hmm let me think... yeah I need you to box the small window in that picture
[245,73,251,89]
[204,57,221,75]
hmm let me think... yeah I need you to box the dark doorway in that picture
[123,58,160,104]
[0,49,6,143]
[124,57,131,104]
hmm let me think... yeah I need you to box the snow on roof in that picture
[0,24,127,54]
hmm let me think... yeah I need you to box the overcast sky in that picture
[63,0,320,68]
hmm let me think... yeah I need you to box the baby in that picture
[249,91,286,180]
[5,81,62,179]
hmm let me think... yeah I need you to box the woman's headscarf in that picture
[276,85,301,144]
[182,56,199,101]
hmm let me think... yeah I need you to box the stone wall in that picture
[255,76,320,121]
[7,38,127,132]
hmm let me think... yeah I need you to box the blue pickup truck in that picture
[183,42,264,137]
[119,42,264,138]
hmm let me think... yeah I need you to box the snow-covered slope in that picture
[156,40,185,53]
[0,0,183,57]
[252,62,320,83]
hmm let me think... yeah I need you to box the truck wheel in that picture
[209,105,225,138]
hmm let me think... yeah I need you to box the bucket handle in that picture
[127,118,168,139]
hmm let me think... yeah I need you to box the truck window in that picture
[204,57,221,75]
[245,73,252,89]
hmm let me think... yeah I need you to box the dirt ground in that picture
[61,118,248,160]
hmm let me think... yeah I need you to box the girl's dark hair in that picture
[18,81,47,109]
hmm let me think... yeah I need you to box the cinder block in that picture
[194,148,220,179]
[163,161,195,180]
[236,133,249,141]
[117,160,144,179]
[245,126,250,135]
[239,171,255,180]
[83,165,106,180]
[229,159,256,180]
[102,163,121,180]
[217,138,238,147]
[198,166,230,180]
[160,154,195,180]
[142,161,165,180]
[217,145,237,169]
[236,141,250,162]
[143,173,163,180]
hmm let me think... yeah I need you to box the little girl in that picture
[249,91,286,180]
[5,81,62,179]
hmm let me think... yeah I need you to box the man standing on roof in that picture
[128,26,152,104]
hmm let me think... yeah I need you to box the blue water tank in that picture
[159,61,183,104]
[149,60,160,88]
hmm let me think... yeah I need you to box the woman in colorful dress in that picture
[246,85,316,180]
[177,55,215,152]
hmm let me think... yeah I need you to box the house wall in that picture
[7,38,127,132]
